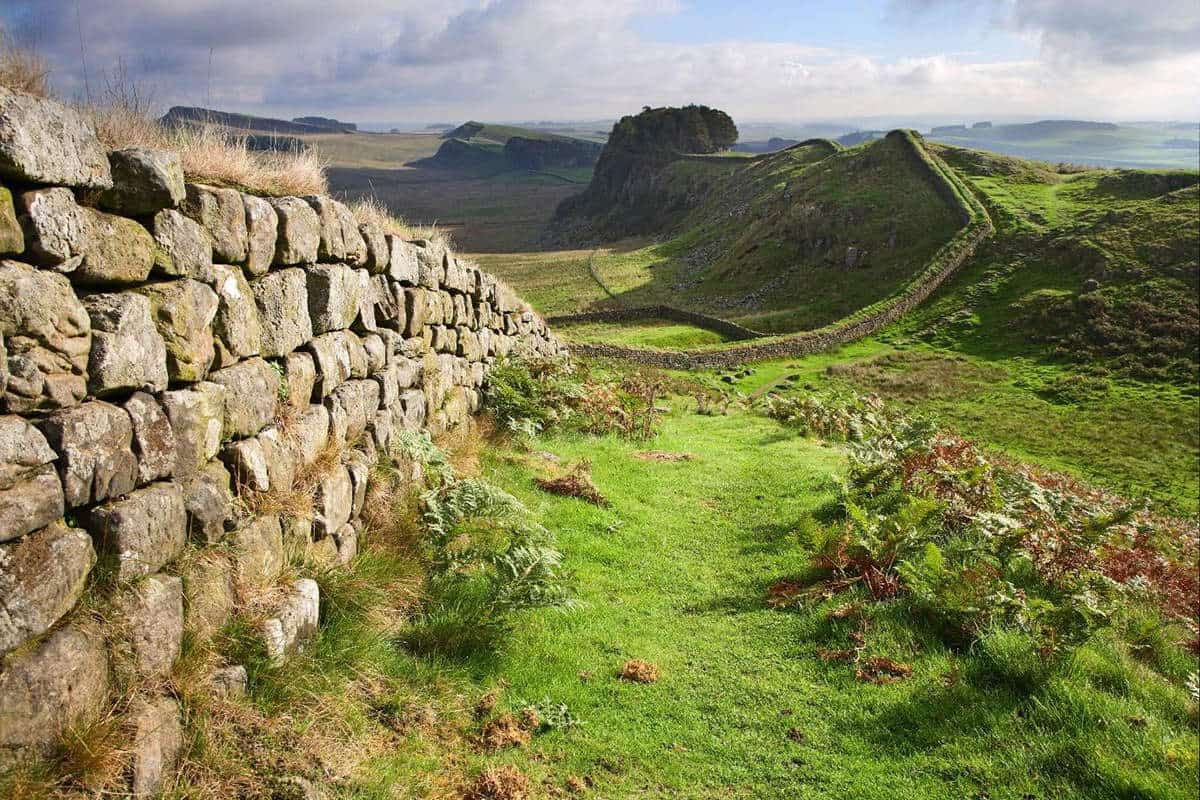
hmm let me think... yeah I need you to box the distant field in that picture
[556,318,732,349]
[925,122,1199,170]
[305,131,589,251]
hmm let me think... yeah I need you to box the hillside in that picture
[160,105,358,135]
[423,121,602,175]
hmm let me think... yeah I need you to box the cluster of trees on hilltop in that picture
[608,105,739,155]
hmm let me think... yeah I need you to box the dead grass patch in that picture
[855,657,914,684]
[534,462,608,506]
[0,33,49,97]
[462,765,530,800]
[478,713,531,751]
[632,450,693,462]
[350,196,452,249]
[618,659,660,684]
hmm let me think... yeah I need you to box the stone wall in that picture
[548,305,763,341]
[0,87,560,794]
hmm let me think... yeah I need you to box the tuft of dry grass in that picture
[462,765,530,800]
[533,462,608,506]
[0,33,49,97]
[350,196,451,248]
[478,713,531,751]
[618,659,660,684]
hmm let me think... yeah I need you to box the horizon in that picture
[3,0,1198,125]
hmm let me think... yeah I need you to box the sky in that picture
[2,0,1198,127]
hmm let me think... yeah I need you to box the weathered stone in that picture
[38,400,137,507]
[210,263,262,368]
[207,357,278,439]
[0,185,21,255]
[359,222,389,274]
[98,148,184,216]
[0,415,63,542]
[208,665,247,698]
[268,196,320,265]
[0,259,90,412]
[395,357,421,389]
[183,183,247,264]
[338,204,368,266]
[346,452,370,518]
[261,578,319,665]
[326,379,380,445]
[385,235,420,285]
[115,573,183,679]
[443,257,470,293]
[0,522,94,655]
[72,206,156,286]
[362,333,386,373]
[250,267,312,357]
[241,193,278,276]
[231,514,283,587]
[403,287,428,337]
[307,331,353,397]
[372,276,404,331]
[0,623,109,757]
[399,389,426,431]
[152,209,214,281]
[305,196,366,264]
[0,87,111,188]
[257,426,297,492]
[135,278,218,382]
[307,263,362,334]
[369,408,392,452]
[413,240,444,289]
[82,292,168,396]
[457,327,483,361]
[353,268,377,332]
[334,522,358,566]
[314,464,352,539]
[181,459,232,545]
[221,435,270,492]
[84,482,186,581]
[283,351,316,409]
[291,404,329,466]
[124,391,176,484]
[161,382,227,477]
[180,552,233,640]
[127,696,183,798]
[19,187,87,270]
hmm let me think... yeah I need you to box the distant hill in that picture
[160,106,358,136]
[292,115,356,132]
[422,121,602,174]
[732,137,800,154]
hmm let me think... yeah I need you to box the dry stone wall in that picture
[0,87,560,794]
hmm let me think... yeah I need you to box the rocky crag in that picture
[0,86,560,795]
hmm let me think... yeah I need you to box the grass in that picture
[0,32,49,97]
[557,318,732,349]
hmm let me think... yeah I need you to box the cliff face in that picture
[0,87,560,792]
[503,136,602,170]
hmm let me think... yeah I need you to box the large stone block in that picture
[0,415,63,542]
[21,189,155,285]
[0,623,109,758]
[38,400,137,508]
[402,287,428,337]
[207,357,278,439]
[261,578,318,665]
[114,573,183,680]
[135,278,218,383]
[413,240,444,289]
[127,695,183,798]
[399,389,426,431]
[182,458,233,544]
[221,435,269,492]
[124,391,176,485]
[241,193,278,276]
[0,259,90,413]
[83,292,168,396]
[314,464,352,539]
[0,185,22,256]
[283,350,316,409]
[307,263,362,334]
[84,482,186,581]
[326,378,380,446]
[307,330,355,397]
[183,183,247,264]
[161,382,227,478]
[210,263,263,369]
[268,196,319,265]
[0,87,111,188]
[0,522,95,655]
[151,209,214,281]
[180,552,234,641]
[305,196,366,265]
[359,222,389,274]
[291,404,329,466]
[257,426,297,492]
[98,148,185,216]
[231,515,283,588]
[250,267,312,357]
[386,236,420,285]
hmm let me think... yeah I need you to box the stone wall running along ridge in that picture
[0,86,561,795]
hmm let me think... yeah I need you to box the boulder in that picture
[97,148,185,216]
[38,400,137,508]
[114,573,183,679]
[127,696,183,798]
[84,482,187,581]
[307,263,362,334]
[0,522,95,655]
[0,623,109,757]
[151,209,213,282]
[241,193,278,276]
[0,259,91,412]
[0,185,22,255]
[261,578,319,665]
[180,552,234,641]
[268,196,319,265]
[231,514,283,588]
[207,357,278,439]
[210,263,263,368]
[283,350,316,409]
[0,87,111,188]
[183,183,247,264]
[135,278,219,382]
[82,292,168,396]
[161,382,227,478]
[359,222,389,274]
[386,236,420,284]
[0,415,64,542]
[124,391,176,484]
[181,459,233,544]
[250,267,311,357]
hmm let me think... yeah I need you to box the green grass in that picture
[349,405,1197,799]
[557,318,733,349]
